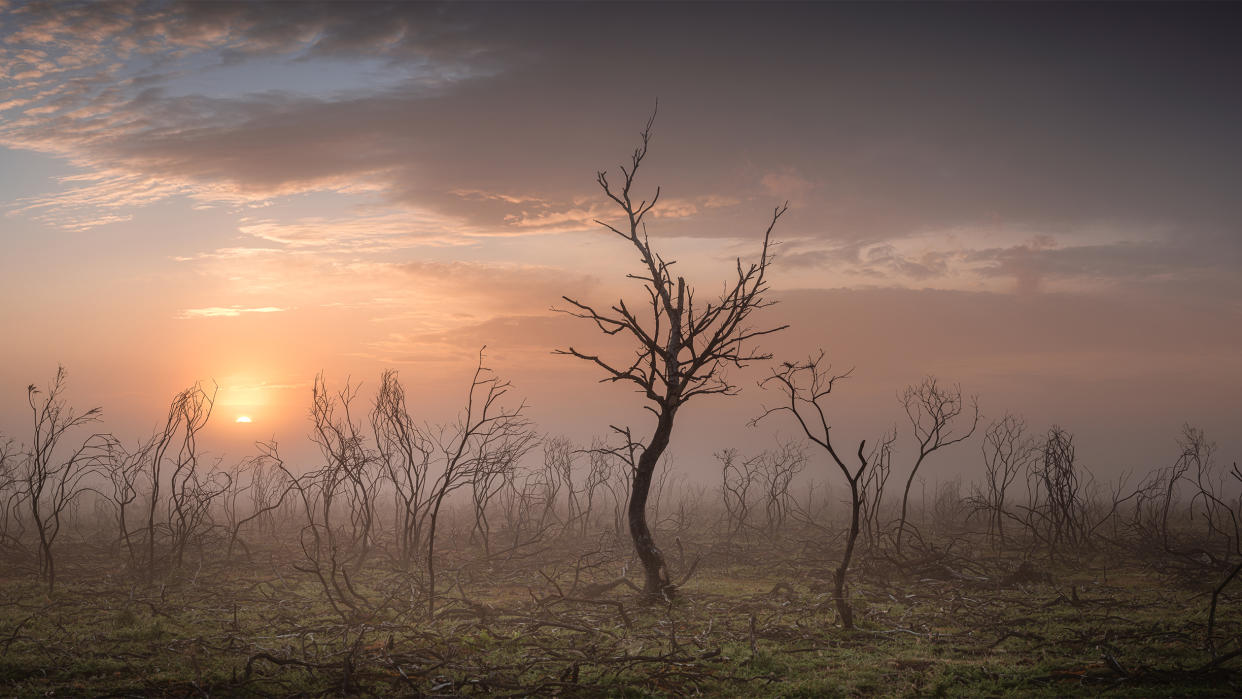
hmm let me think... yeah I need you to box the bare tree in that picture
[1184,426,1239,556]
[144,381,215,582]
[0,437,22,558]
[895,376,979,555]
[757,440,806,535]
[538,436,572,534]
[755,353,868,629]
[97,435,151,568]
[20,367,103,593]
[971,414,1038,549]
[556,111,787,598]
[718,448,760,541]
[371,369,434,566]
[223,440,290,561]
[425,349,532,616]
[578,440,612,538]
[859,428,896,549]
[309,374,379,565]
[1022,426,1087,558]
[589,438,632,541]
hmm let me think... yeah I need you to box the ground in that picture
[0,537,1238,697]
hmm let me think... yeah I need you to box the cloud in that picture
[2,1,1240,301]
[238,210,481,250]
[769,223,1240,298]
[760,170,814,204]
[176,305,286,319]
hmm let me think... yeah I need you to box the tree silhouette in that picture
[755,352,868,628]
[556,111,787,598]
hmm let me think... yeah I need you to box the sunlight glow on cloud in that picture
[176,306,287,319]
[238,210,480,250]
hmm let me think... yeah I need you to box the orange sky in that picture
[2,2,1240,481]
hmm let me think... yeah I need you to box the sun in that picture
[235,416,252,423]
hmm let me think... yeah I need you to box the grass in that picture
[0,535,1239,697]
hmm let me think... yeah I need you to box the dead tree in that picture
[97,435,151,568]
[757,441,806,535]
[370,369,434,566]
[556,111,787,598]
[1184,427,1239,556]
[755,352,868,629]
[469,431,531,555]
[468,446,512,555]
[223,441,290,561]
[971,414,1037,549]
[0,438,22,558]
[1022,426,1088,558]
[537,436,572,534]
[718,448,760,541]
[144,381,215,582]
[859,428,895,548]
[578,441,611,538]
[1207,460,1242,656]
[165,395,226,570]
[895,376,979,555]
[20,367,102,593]
[588,438,632,540]
[425,349,532,616]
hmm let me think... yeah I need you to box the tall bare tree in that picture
[557,111,787,597]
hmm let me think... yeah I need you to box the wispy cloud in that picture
[237,210,480,250]
[176,305,287,319]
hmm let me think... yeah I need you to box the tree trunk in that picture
[630,411,676,598]
[895,453,926,556]
[834,479,861,629]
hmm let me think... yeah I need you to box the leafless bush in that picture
[589,439,631,541]
[19,367,102,593]
[144,381,215,582]
[1179,426,1236,556]
[0,437,26,559]
[166,455,230,571]
[718,448,759,541]
[310,374,379,564]
[222,441,290,560]
[757,440,806,535]
[895,376,979,555]
[423,350,533,615]
[930,476,970,531]
[1021,426,1089,558]
[969,414,1037,549]
[371,369,433,566]
[539,436,572,533]
[859,428,895,549]
[577,439,612,538]
[96,435,151,568]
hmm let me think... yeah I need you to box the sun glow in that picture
[235,415,252,423]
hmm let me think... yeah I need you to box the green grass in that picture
[0,540,1238,697]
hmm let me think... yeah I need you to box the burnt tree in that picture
[755,353,868,628]
[557,112,786,598]
[895,376,979,555]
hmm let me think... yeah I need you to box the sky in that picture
[1,1,1240,483]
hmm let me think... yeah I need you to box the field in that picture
[1,528,1238,698]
